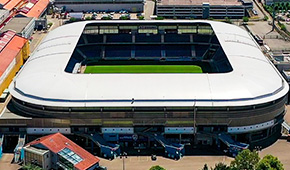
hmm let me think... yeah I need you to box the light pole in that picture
[120,152,127,170]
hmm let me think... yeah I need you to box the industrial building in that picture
[156,0,252,19]
[53,0,144,13]
[1,17,35,39]
[0,0,50,30]
[3,20,289,158]
[0,30,29,99]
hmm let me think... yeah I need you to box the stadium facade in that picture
[7,20,289,156]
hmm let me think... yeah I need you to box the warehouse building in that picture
[54,0,144,13]
[0,30,29,100]
[1,17,35,39]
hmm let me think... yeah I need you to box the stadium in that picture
[8,20,289,158]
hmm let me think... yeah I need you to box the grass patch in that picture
[85,65,203,73]
[103,121,133,125]
[166,121,194,125]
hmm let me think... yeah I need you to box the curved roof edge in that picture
[9,20,289,107]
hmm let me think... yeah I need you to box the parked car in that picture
[252,9,258,15]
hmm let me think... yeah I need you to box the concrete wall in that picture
[0,10,9,24]
[42,151,51,170]
[22,18,35,39]
[26,127,71,135]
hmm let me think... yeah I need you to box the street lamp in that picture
[120,152,127,170]
[254,145,262,155]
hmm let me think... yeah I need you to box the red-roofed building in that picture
[24,133,100,170]
[0,30,29,100]
[19,0,49,18]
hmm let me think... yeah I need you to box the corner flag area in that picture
[84,65,203,73]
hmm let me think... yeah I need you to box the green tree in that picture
[224,17,232,24]
[243,16,249,22]
[149,165,166,170]
[230,149,260,170]
[138,16,144,20]
[263,16,269,21]
[202,164,209,170]
[256,155,284,170]
[22,163,43,170]
[212,162,230,170]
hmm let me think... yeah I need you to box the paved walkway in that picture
[0,154,20,170]
[284,105,290,124]
[99,139,290,170]
[144,0,155,20]
[100,155,233,170]
[30,15,63,52]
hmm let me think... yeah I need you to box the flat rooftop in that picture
[0,9,8,16]
[1,17,34,34]
[158,0,242,6]
[24,146,49,155]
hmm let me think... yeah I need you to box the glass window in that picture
[58,148,83,165]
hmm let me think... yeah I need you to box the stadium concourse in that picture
[1,20,289,159]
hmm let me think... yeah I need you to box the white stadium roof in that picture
[9,20,289,107]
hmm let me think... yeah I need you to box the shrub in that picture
[281,24,287,31]
[149,165,166,170]
[120,16,130,20]
[85,16,91,20]
[243,16,249,22]
[101,16,112,20]
[156,16,164,20]
[224,17,232,24]
[69,17,77,22]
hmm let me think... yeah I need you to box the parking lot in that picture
[246,21,290,51]
[250,1,265,19]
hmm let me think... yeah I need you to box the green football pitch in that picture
[84,65,203,73]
